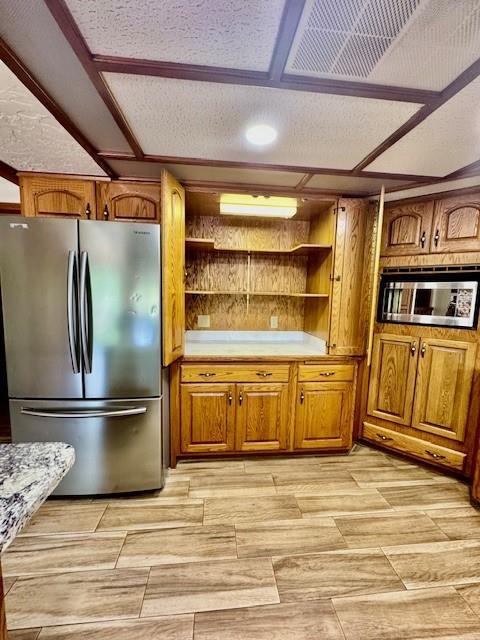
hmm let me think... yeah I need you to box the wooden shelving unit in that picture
[184,192,336,335]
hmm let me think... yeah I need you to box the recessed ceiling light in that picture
[245,124,277,146]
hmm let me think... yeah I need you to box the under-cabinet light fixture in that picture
[219,194,297,218]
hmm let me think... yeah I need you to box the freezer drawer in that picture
[9,398,163,495]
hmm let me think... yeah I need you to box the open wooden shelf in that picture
[186,290,329,298]
[185,238,331,256]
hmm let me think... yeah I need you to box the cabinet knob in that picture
[410,341,417,356]
[420,343,426,358]
[420,231,426,248]
[228,391,232,405]
[300,390,304,404]
[85,203,92,219]
[103,204,109,220]
[434,228,440,247]
[239,392,243,406]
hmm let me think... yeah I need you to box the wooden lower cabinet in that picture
[294,381,353,449]
[412,338,476,442]
[180,383,235,454]
[236,383,289,451]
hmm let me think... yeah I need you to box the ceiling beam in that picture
[45,0,144,160]
[93,54,440,104]
[268,0,306,82]
[445,158,480,181]
[295,173,314,190]
[181,179,366,199]
[99,151,439,182]
[0,160,19,185]
[0,37,114,178]
[353,54,480,173]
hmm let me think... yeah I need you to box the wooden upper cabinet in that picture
[235,383,289,452]
[96,181,161,223]
[294,381,353,449]
[329,199,373,356]
[430,195,480,253]
[20,175,96,219]
[412,338,476,442]
[161,170,185,366]
[381,202,433,256]
[180,383,235,453]
[367,333,418,426]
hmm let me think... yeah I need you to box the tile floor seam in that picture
[454,585,480,623]
[329,597,348,640]
[113,531,129,569]
[378,544,409,592]
[93,504,109,532]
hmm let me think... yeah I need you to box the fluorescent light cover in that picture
[245,124,277,145]
[220,194,297,218]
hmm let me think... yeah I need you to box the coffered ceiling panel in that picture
[0,61,106,176]
[0,0,131,152]
[286,0,480,91]
[365,74,480,176]
[106,159,305,187]
[104,74,420,170]
[384,175,480,202]
[65,0,285,71]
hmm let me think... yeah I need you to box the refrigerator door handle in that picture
[67,250,80,374]
[79,251,93,374]
[21,406,148,419]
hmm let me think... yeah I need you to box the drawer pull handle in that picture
[199,372,216,377]
[420,343,426,358]
[239,392,243,406]
[425,450,446,461]
[319,371,335,377]
[228,391,232,405]
[300,390,304,404]
[411,341,416,356]
[256,372,272,377]
[376,433,393,442]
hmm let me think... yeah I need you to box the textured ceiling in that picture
[65,0,285,71]
[0,0,130,153]
[104,74,420,170]
[286,0,480,91]
[305,173,408,192]
[366,74,480,176]
[0,61,106,176]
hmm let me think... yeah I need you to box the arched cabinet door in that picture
[431,196,480,253]
[380,202,434,256]
[20,175,96,219]
[96,181,160,222]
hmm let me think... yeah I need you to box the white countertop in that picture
[184,331,327,357]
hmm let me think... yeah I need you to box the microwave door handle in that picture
[67,250,80,374]
[79,251,93,374]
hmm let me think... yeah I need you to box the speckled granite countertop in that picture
[0,443,75,553]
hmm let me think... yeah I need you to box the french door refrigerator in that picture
[0,217,163,495]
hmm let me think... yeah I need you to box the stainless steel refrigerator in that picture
[0,217,164,495]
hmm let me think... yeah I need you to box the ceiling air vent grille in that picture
[289,0,420,78]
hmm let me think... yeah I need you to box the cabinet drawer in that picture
[299,364,354,382]
[362,422,466,472]
[181,364,290,383]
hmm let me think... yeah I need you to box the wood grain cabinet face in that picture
[235,383,289,452]
[430,196,480,253]
[20,176,96,219]
[294,381,353,449]
[96,181,161,223]
[412,338,476,442]
[367,333,418,426]
[162,170,185,366]
[381,203,433,256]
[180,383,235,453]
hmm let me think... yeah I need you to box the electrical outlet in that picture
[270,315,278,329]
[197,315,210,328]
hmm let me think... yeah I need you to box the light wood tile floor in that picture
[5,445,480,639]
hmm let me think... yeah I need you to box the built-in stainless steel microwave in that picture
[378,270,480,329]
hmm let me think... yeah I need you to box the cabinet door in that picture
[236,384,289,451]
[381,202,433,256]
[294,382,353,449]
[431,196,480,253]
[162,170,185,366]
[181,383,235,453]
[367,333,418,426]
[412,339,476,442]
[20,175,96,219]
[96,181,160,223]
[329,199,374,356]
